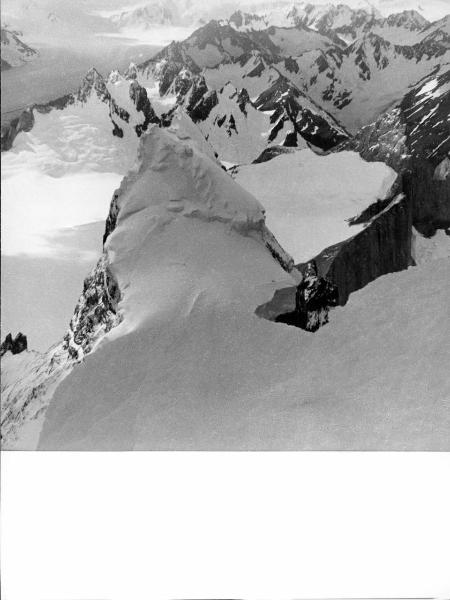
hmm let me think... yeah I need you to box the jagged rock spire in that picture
[77,67,110,103]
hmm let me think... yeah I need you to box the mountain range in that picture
[1,1,449,450]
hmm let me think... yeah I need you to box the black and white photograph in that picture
[1,0,449,449]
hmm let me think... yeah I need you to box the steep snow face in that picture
[190,82,275,164]
[30,254,450,450]
[420,14,450,44]
[203,52,282,100]
[266,25,339,55]
[1,27,37,70]
[233,149,397,262]
[174,21,277,69]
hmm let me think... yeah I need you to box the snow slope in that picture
[203,52,281,100]
[2,117,448,451]
[35,248,450,450]
[233,149,398,262]
[1,124,296,449]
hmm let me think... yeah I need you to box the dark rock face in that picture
[303,194,412,306]
[404,159,450,236]
[129,80,159,136]
[62,256,122,361]
[255,261,339,332]
[276,262,339,331]
[77,67,109,103]
[103,190,120,245]
[1,333,28,356]
[1,108,35,151]
[254,76,348,151]
[139,41,201,96]
[347,68,450,234]
[252,145,295,164]
[187,89,219,123]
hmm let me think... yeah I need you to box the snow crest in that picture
[106,125,267,238]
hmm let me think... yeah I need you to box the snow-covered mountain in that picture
[110,1,182,29]
[1,5,449,451]
[1,66,160,154]
[133,15,449,134]
[3,123,449,451]
[276,28,450,131]
[1,27,38,70]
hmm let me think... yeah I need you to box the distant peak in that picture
[78,67,109,102]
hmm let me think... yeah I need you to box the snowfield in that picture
[1,1,449,451]
[2,126,446,450]
[233,150,398,262]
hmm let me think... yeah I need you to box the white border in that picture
[2,452,450,600]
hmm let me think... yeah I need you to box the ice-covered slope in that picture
[1,27,38,70]
[233,149,397,262]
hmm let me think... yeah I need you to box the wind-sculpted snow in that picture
[31,254,450,450]
[2,84,449,451]
[2,4,450,452]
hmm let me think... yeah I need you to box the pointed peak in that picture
[78,67,109,102]
[83,66,104,81]
[109,126,266,237]
[124,62,138,80]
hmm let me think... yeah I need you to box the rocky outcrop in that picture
[77,67,109,103]
[254,76,349,151]
[1,333,28,356]
[129,80,159,136]
[302,194,412,305]
[62,255,122,361]
[403,159,450,236]
[256,261,338,331]
[1,108,34,151]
